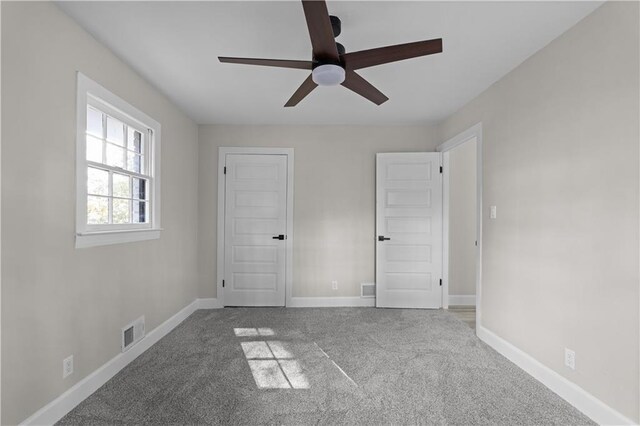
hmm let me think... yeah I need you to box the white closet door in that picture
[224,154,287,306]
[376,153,443,309]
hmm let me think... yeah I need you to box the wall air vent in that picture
[122,316,145,352]
[361,283,376,298]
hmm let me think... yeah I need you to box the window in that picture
[76,73,161,248]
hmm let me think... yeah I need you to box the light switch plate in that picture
[490,205,497,219]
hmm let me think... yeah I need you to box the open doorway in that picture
[437,124,483,331]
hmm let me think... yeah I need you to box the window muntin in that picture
[83,104,152,231]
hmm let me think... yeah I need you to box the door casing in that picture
[437,123,483,330]
[217,147,294,307]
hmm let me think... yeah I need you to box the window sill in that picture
[75,228,162,249]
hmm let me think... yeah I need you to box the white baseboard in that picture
[197,298,223,309]
[21,299,202,425]
[477,326,635,425]
[448,295,476,306]
[288,297,375,308]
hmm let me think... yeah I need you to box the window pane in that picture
[106,116,124,146]
[87,196,109,224]
[86,135,103,163]
[113,173,131,198]
[127,152,143,174]
[133,201,148,223]
[87,167,109,196]
[113,199,131,224]
[132,178,146,200]
[87,107,103,137]
[128,128,144,154]
[106,144,125,168]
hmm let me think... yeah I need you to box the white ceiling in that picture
[57,1,602,125]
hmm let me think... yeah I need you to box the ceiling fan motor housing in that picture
[312,16,345,68]
[310,15,346,85]
[312,42,345,67]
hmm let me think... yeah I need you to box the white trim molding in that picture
[216,147,295,308]
[478,326,635,426]
[441,152,451,308]
[288,297,375,308]
[20,298,222,426]
[447,295,476,306]
[197,298,223,309]
[75,229,161,249]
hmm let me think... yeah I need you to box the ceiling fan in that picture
[219,0,443,107]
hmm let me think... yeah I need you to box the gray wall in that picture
[448,138,477,297]
[1,2,200,424]
[198,125,439,299]
[437,2,639,421]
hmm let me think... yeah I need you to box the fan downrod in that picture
[330,15,341,37]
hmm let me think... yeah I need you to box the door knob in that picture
[272,235,286,240]
[378,236,391,241]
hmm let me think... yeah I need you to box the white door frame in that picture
[437,123,483,329]
[217,147,294,307]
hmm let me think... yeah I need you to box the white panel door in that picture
[376,153,443,308]
[224,154,288,306]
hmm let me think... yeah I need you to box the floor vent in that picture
[361,283,375,298]
[122,316,145,352]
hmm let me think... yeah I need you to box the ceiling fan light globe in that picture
[312,64,346,86]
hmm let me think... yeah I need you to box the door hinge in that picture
[439,166,443,173]
[439,279,442,286]
[223,166,227,174]
[222,279,225,288]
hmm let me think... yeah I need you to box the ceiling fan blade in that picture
[218,57,313,70]
[341,38,443,70]
[341,71,389,105]
[301,0,339,63]
[285,74,318,107]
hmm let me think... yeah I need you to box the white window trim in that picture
[75,72,162,249]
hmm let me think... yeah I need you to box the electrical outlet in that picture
[564,348,575,370]
[490,205,497,219]
[63,355,74,378]
[331,280,338,290]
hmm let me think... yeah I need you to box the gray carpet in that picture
[58,308,593,425]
